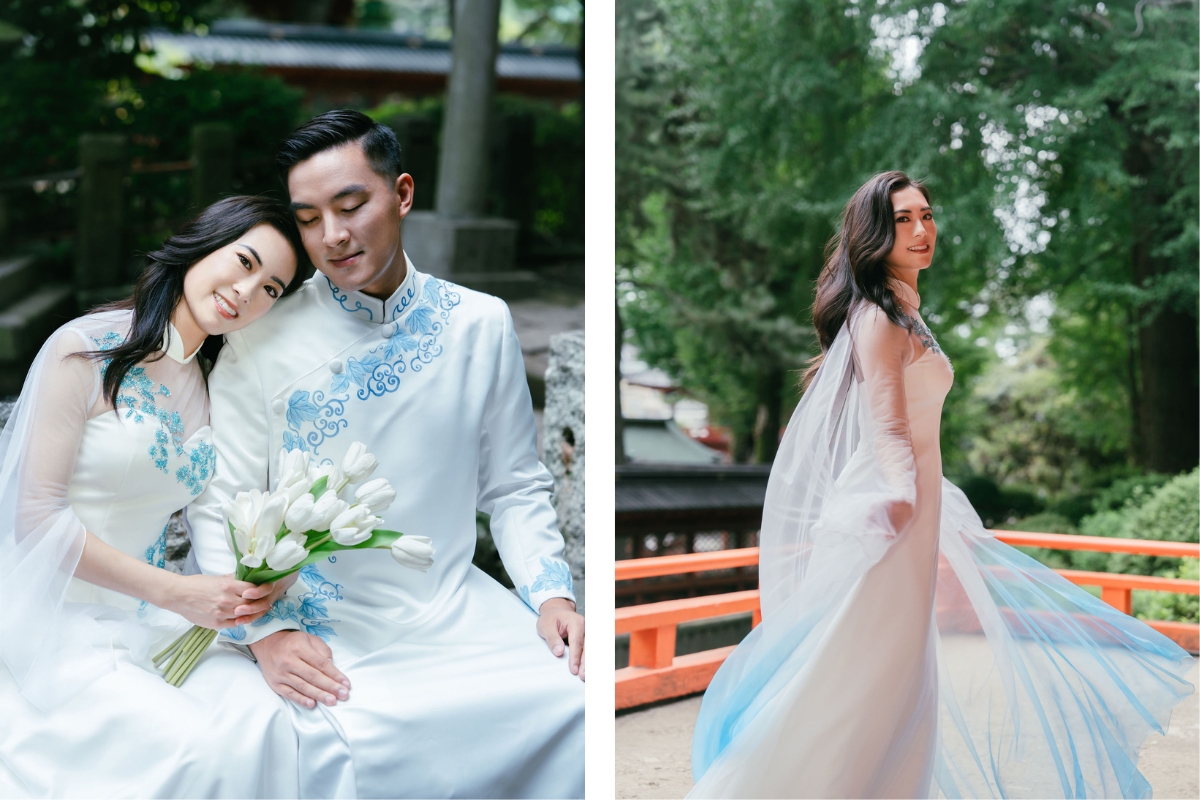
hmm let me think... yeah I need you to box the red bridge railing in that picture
[615,531,1200,710]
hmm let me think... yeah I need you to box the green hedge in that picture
[1012,468,1199,622]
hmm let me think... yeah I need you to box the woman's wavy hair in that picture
[802,170,930,388]
[80,195,310,407]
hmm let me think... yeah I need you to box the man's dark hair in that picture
[276,109,402,191]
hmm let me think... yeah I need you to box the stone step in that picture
[0,284,75,362]
[0,256,39,311]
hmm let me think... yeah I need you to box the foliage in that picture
[1135,558,1198,625]
[366,94,584,246]
[0,1,304,254]
[616,0,1198,478]
[617,0,899,461]
[1013,468,1199,620]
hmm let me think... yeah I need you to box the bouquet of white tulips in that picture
[154,442,435,686]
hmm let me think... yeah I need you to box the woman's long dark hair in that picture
[81,195,309,407]
[802,171,930,388]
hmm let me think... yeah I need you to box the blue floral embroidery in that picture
[327,278,374,321]
[176,440,216,497]
[523,558,574,605]
[902,313,953,372]
[222,624,247,641]
[285,277,461,454]
[137,524,170,617]
[284,390,349,453]
[92,332,199,478]
[248,564,344,640]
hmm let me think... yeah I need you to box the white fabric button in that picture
[381,326,395,339]
[271,398,285,413]
[330,359,344,374]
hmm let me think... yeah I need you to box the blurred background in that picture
[0,0,585,602]
[615,0,1196,638]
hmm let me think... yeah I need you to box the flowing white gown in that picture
[689,282,1196,799]
[0,311,298,798]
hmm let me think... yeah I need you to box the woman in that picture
[689,172,1195,798]
[0,196,307,797]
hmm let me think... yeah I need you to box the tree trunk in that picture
[753,366,784,464]
[1136,300,1199,473]
[616,300,627,465]
[1126,137,1200,474]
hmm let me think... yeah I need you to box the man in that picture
[189,110,585,799]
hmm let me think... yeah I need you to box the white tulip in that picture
[223,489,263,541]
[265,531,309,571]
[277,448,311,492]
[310,492,350,532]
[329,504,380,546]
[354,478,396,514]
[225,490,286,568]
[340,442,378,484]
[307,461,344,495]
[284,492,317,533]
[391,535,435,572]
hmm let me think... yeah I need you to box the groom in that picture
[189,110,584,798]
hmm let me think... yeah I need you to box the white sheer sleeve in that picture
[0,327,105,709]
[850,304,917,503]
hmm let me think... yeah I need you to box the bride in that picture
[688,171,1196,798]
[0,195,306,797]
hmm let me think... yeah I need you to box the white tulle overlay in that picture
[0,310,298,796]
[689,283,1196,799]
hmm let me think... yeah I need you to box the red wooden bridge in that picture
[615,531,1200,709]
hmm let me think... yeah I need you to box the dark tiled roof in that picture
[616,464,772,514]
[148,20,581,83]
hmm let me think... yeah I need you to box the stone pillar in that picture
[543,330,584,613]
[191,123,235,211]
[75,134,127,292]
[402,0,526,294]
[436,0,500,217]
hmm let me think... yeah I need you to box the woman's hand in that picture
[885,497,915,533]
[256,572,299,615]
[168,574,280,630]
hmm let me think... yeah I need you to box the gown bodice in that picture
[63,412,214,610]
[40,311,216,611]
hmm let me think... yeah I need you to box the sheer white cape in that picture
[691,307,1195,798]
[0,311,208,712]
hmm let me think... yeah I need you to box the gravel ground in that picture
[616,662,1200,799]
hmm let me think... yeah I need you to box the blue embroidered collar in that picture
[321,252,421,325]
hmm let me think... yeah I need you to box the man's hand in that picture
[536,598,585,681]
[248,630,351,708]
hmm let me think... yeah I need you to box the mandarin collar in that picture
[161,322,200,364]
[887,277,921,310]
[321,253,419,325]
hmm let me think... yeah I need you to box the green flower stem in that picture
[151,628,190,666]
[305,533,332,550]
[161,628,201,682]
[168,629,216,687]
[160,625,203,675]
[164,630,207,686]
[164,626,210,685]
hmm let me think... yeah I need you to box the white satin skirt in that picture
[0,637,299,798]
[287,566,585,799]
